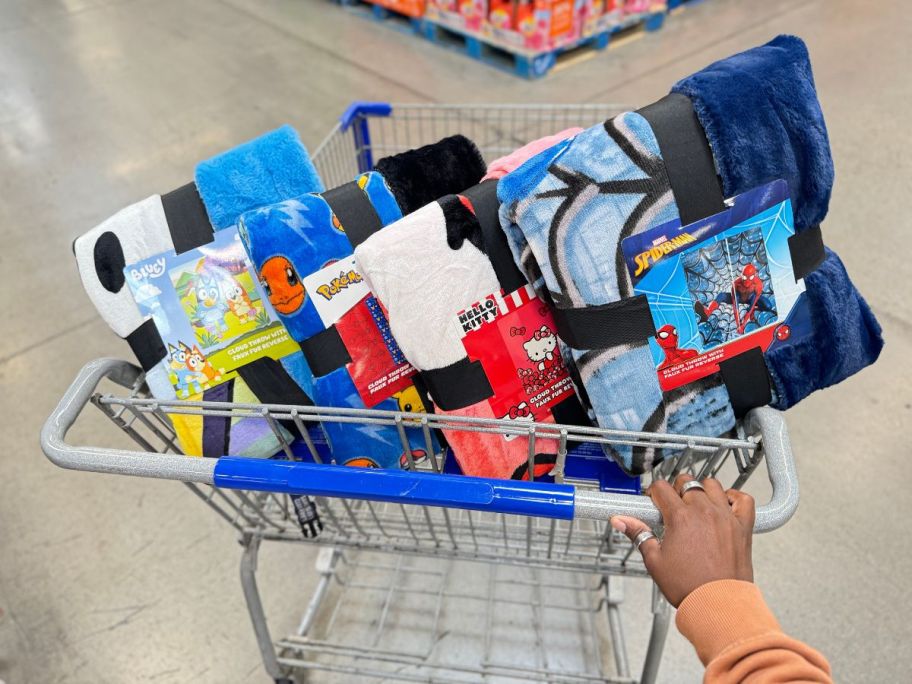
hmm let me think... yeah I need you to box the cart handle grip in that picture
[42,359,798,530]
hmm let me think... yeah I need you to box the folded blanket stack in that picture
[356,130,589,480]
[498,35,882,474]
[498,116,736,475]
[74,126,325,458]
[669,35,882,409]
[239,135,486,468]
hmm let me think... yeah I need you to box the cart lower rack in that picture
[43,358,797,683]
[43,102,800,683]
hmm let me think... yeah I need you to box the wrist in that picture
[675,579,780,665]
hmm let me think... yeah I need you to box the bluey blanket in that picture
[74,127,325,458]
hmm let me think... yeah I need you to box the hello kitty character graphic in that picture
[500,402,534,441]
[523,325,558,372]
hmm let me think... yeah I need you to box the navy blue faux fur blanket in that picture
[673,35,882,408]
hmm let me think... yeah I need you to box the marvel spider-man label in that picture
[621,180,812,391]
[456,284,575,425]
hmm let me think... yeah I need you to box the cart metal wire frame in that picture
[42,104,800,684]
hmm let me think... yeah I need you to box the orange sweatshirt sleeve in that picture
[675,580,832,684]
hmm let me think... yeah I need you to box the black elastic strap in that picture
[462,180,526,293]
[788,224,826,280]
[550,394,590,428]
[410,373,450,451]
[420,357,494,411]
[550,393,591,449]
[637,93,727,225]
[202,380,233,458]
[321,181,384,249]
[236,357,316,438]
[550,294,656,350]
[161,182,214,255]
[125,318,167,371]
[236,357,315,408]
[299,325,352,378]
[717,347,773,418]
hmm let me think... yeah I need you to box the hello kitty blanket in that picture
[356,191,587,480]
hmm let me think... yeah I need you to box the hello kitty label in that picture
[456,285,574,426]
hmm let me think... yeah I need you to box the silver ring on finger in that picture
[679,480,706,497]
[634,529,656,551]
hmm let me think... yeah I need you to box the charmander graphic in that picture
[258,255,305,315]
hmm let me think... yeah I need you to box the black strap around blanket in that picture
[236,356,316,439]
[420,357,494,412]
[637,93,727,225]
[638,95,769,411]
[299,325,352,378]
[126,318,167,371]
[548,94,724,351]
[788,224,826,280]
[550,295,656,351]
[462,180,526,293]
[236,356,315,408]
[161,182,214,255]
[321,181,385,249]
[717,347,773,417]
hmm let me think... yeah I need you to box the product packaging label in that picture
[303,255,416,407]
[621,180,811,391]
[301,255,370,328]
[124,227,299,398]
[456,284,575,430]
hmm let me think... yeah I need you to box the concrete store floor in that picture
[1,0,909,681]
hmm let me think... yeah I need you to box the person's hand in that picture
[611,474,755,607]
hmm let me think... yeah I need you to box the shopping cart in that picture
[42,104,800,684]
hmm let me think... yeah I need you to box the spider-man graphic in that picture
[694,263,775,333]
[655,324,699,370]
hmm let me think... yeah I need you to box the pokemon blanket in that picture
[239,136,487,468]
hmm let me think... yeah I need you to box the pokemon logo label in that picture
[315,269,363,301]
[129,257,166,281]
[633,233,697,277]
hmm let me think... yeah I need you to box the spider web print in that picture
[682,227,777,348]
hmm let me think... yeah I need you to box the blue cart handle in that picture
[214,458,575,520]
[42,359,799,530]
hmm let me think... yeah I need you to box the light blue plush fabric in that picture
[239,172,398,341]
[498,113,736,475]
[239,173,435,469]
[195,125,324,231]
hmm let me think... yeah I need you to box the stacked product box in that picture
[366,0,427,18]
[425,0,663,52]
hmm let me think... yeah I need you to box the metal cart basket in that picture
[42,103,800,684]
